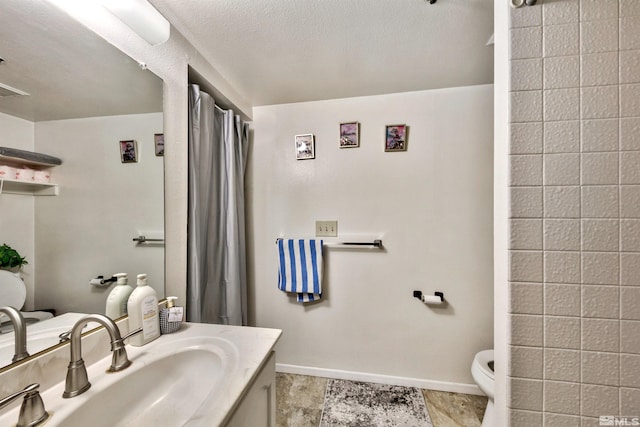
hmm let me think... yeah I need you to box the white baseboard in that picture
[276,363,482,396]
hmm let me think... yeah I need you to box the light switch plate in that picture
[316,220,338,237]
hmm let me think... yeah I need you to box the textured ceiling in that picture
[0,0,162,122]
[151,0,494,106]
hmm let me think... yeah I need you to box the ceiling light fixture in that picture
[99,0,170,46]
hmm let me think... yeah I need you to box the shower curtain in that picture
[187,84,249,325]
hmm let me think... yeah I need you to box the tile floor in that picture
[276,373,487,427]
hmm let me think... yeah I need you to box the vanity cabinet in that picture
[0,152,59,196]
[224,351,276,427]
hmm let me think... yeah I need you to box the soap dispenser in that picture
[105,273,134,319]
[126,273,160,346]
[159,296,184,334]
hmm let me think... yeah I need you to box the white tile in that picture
[544,153,580,185]
[581,352,619,387]
[621,388,640,415]
[510,250,543,282]
[580,19,618,54]
[620,354,640,387]
[620,84,640,117]
[581,318,620,352]
[621,0,640,17]
[544,348,580,382]
[544,219,580,251]
[545,283,581,316]
[621,17,640,50]
[621,151,640,184]
[544,380,580,415]
[511,122,543,154]
[582,285,619,319]
[545,316,580,349]
[510,345,543,379]
[621,118,640,151]
[543,0,578,25]
[621,253,640,286]
[510,219,543,250]
[545,121,580,153]
[511,59,542,91]
[621,220,640,251]
[510,282,543,314]
[510,154,542,186]
[581,186,618,218]
[581,152,618,185]
[545,251,581,283]
[581,384,620,417]
[581,119,618,152]
[581,52,618,87]
[512,90,543,122]
[581,0,618,21]
[511,314,543,346]
[510,378,543,411]
[582,252,619,286]
[581,86,619,120]
[621,287,640,320]
[510,4,541,28]
[544,56,579,89]
[544,24,579,57]
[620,50,640,84]
[621,320,640,354]
[621,185,640,218]
[545,186,580,218]
[581,219,619,252]
[511,27,543,60]
[511,187,543,218]
[545,88,580,121]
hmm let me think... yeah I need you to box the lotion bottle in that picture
[105,273,134,319]
[126,273,160,346]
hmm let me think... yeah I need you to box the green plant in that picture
[0,244,28,270]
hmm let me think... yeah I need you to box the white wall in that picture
[33,113,164,314]
[0,113,36,309]
[249,85,494,387]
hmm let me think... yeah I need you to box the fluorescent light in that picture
[99,0,170,45]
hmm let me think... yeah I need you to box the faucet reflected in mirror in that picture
[0,307,29,363]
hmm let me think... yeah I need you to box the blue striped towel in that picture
[277,239,324,303]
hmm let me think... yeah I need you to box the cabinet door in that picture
[225,351,276,427]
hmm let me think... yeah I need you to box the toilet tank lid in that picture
[0,270,26,310]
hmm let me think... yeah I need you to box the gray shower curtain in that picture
[187,84,249,325]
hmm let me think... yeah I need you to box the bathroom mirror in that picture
[0,0,164,369]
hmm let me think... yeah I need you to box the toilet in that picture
[471,349,494,427]
[0,270,53,330]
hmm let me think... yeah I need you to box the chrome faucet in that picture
[62,314,142,398]
[0,307,29,363]
[0,383,49,427]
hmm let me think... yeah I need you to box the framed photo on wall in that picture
[154,133,164,156]
[119,140,138,163]
[339,122,359,148]
[295,134,315,160]
[384,124,408,152]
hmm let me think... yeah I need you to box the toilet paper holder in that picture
[413,290,445,303]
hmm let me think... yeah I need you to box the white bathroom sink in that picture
[45,334,239,427]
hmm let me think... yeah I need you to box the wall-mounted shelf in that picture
[0,178,59,196]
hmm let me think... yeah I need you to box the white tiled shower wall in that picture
[508,0,640,424]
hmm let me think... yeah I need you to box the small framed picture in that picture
[295,134,315,160]
[119,140,138,163]
[339,122,359,148]
[384,124,408,152]
[154,133,164,156]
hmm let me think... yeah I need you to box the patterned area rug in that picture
[320,379,433,426]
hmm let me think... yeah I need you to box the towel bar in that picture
[276,238,383,249]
